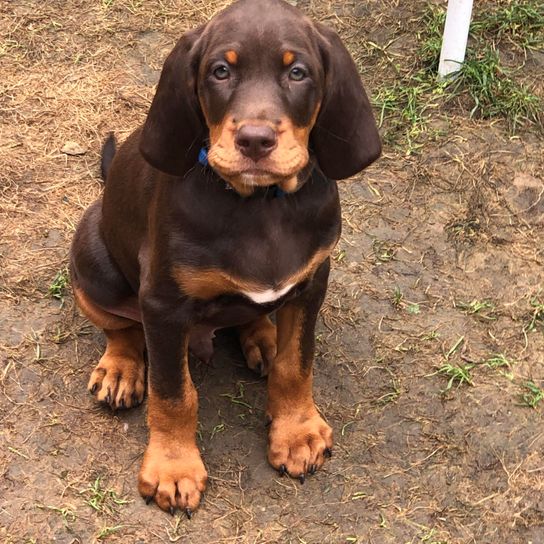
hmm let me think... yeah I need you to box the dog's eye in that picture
[213,64,230,80]
[288,66,307,81]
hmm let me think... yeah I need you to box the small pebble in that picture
[61,141,86,155]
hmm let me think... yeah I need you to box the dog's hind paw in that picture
[88,353,145,410]
[238,315,277,376]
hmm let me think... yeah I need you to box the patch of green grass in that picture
[375,2,542,152]
[421,330,440,341]
[448,45,541,130]
[437,362,474,392]
[456,298,496,320]
[97,525,124,540]
[48,267,69,302]
[419,527,448,544]
[351,491,368,501]
[427,336,473,392]
[471,0,544,51]
[446,218,481,242]
[372,239,397,262]
[484,353,514,369]
[524,295,544,333]
[373,77,444,154]
[81,477,130,515]
[220,382,253,411]
[519,381,544,408]
[390,286,421,315]
[36,504,76,526]
[418,4,447,72]
[374,383,401,406]
[457,299,494,314]
[210,422,225,439]
[333,248,346,263]
[445,336,464,360]
[392,286,404,308]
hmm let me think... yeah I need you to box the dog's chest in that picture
[173,220,335,303]
[170,177,341,304]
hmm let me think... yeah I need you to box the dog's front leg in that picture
[266,260,334,482]
[138,293,206,516]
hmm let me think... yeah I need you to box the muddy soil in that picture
[1,1,543,543]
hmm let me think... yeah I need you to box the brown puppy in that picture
[70,0,380,516]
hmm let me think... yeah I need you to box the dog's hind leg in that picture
[71,200,145,409]
[237,315,277,377]
[75,286,145,409]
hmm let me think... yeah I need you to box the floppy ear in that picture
[311,24,381,180]
[139,26,206,176]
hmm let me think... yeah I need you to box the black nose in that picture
[235,124,277,162]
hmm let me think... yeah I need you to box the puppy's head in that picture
[140,0,381,196]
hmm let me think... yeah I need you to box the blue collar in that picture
[198,147,286,198]
[198,147,209,167]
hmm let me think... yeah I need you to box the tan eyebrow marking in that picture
[282,51,295,66]
[225,50,238,64]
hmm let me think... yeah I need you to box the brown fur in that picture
[74,286,134,330]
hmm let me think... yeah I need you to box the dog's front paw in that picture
[138,439,207,517]
[267,408,333,482]
[88,353,145,409]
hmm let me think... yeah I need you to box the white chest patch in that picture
[242,283,295,304]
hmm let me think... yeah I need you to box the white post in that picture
[438,0,474,79]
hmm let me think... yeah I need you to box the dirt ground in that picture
[1,1,543,543]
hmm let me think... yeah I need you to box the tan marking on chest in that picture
[172,244,335,301]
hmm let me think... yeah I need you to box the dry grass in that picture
[1,1,544,543]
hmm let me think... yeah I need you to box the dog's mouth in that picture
[207,148,308,195]
[238,167,290,183]
[242,168,276,177]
